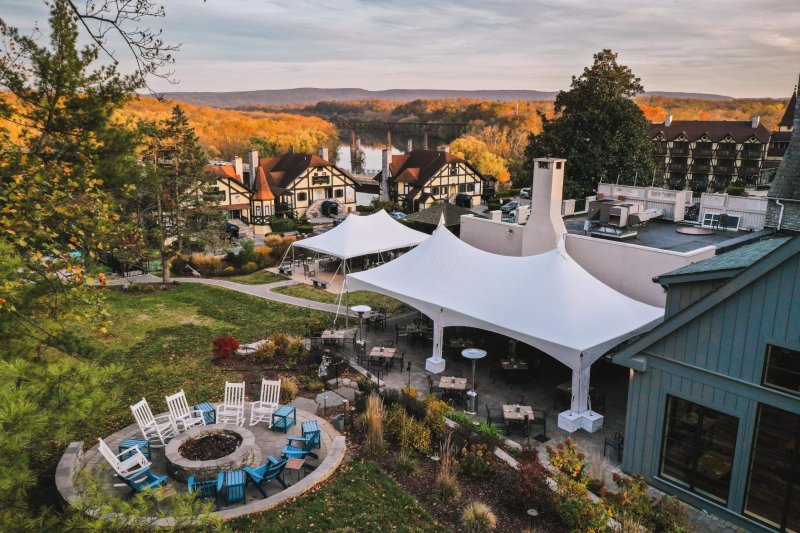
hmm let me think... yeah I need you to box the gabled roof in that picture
[252,167,275,201]
[207,164,244,184]
[373,149,485,187]
[779,91,796,130]
[656,237,791,285]
[404,202,485,227]
[614,236,800,371]
[648,121,771,143]
[258,153,355,190]
[768,84,800,200]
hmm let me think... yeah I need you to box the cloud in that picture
[3,0,798,97]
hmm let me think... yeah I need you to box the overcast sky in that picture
[3,0,799,97]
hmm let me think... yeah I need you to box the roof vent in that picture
[664,115,673,127]
[751,115,760,128]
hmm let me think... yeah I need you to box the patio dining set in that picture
[96,379,323,510]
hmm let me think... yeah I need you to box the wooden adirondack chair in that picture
[188,473,224,510]
[119,469,168,495]
[130,398,178,446]
[98,437,151,480]
[282,435,319,460]
[250,379,281,427]
[216,381,245,426]
[243,456,289,498]
[301,420,321,450]
[166,390,206,432]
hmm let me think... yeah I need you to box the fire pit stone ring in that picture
[165,424,256,483]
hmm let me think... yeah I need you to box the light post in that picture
[350,305,371,343]
[406,361,412,387]
[462,348,487,415]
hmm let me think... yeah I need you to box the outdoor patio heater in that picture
[461,348,486,415]
[351,305,371,342]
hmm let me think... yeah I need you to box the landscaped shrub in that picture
[296,224,313,234]
[223,266,236,274]
[280,377,299,402]
[238,239,258,265]
[458,444,493,480]
[434,433,459,503]
[393,449,418,477]
[399,393,428,421]
[423,395,451,437]
[242,261,258,273]
[601,473,653,528]
[212,336,239,359]
[509,445,552,513]
[358,392,385,456]
[286,339,305,361]
[295,375,325,393]
[254,245,272,266]
[547,437,588,482]
[448,411,476,427]
[401,385,417,399]
[552,476,609,533]
[268,332,290,356]
[652,495,694,533]
[189,253,224,276]
[269,218,296,233]
[475,421,504,441]
[461,501,497,533]
[385,404,431,455]
[265,234,284,247]
[170,254,188,275]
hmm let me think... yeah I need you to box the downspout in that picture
[775,198,785,231]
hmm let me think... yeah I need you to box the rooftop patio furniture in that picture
[244,456,289,498]
[130,397,178,447]
[271,405,297,433]
[395,323,408,344]
[485,404,505,428]
[427,375,443,398]
[216,381,245,426]
[278,264,293,275]
[223,470,247,505]
[303,263,316,277]
[282,434,319,460]
[531,408,548,439]
[188,473,223,510]
[311,278,329,289]
[166,390,207,432]
[118,438,151,461]
[354,340,367,365]
[250,379,281,427]
[301,420,322,450]
[604,432,624,462]
[98,437,151,480]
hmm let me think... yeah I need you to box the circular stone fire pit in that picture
[165,424,256,483]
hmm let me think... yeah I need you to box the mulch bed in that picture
[179,431,242,461]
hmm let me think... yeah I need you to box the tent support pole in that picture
[345,260,349,329]
[331,260,345,327]
[278,240,292,268]
[424,320,446,374]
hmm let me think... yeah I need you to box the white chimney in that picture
[664,115,673,127]
[380,148,391,202]
[248,150,259,188]
[407,138,413,152]
[318,146,329,160]
[751,115,760,128]
[232,156,243,181]
[521,158,568,255]
[439,145,449,154]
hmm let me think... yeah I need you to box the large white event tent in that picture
[289,210,430,324]
[346,225,663,422]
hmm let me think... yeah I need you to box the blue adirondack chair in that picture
[188,473,224,510]
[282,435,319,460]
[243,456,289,498]
[120,470,168,495]
[301,420,321,450]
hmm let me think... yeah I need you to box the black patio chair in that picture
[485,404,505,429]
[531,408,547,438]
[604,432,624,462]
[427,375,442,398]
[395,323,408,344]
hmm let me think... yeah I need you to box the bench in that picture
[301,420,322,449]
[311,278,329,290]
[271,405,297,433]
[278,265,294,275]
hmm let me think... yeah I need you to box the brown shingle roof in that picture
[207,164,243,183]
[252,167,275,201]
[257,153,354,190]
[374,149,484,187]
[648,121,771,143]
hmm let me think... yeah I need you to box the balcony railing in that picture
[713,165,735,174]
[738,166,760,176]
[669,148,689,157]
[693,148,714,157]
[668,163,688,171]
[715,148,739,158]
[741,149,763,159]
[691,164,711,173]
[767,148,787,158]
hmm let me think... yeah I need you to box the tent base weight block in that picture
[425,357,446,374]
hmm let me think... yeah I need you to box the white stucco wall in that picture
[564,234,716,307]
[460,216,523,256]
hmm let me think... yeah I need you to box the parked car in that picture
[520,188,531,199]
[389,211,407,220]
[500,201,520,214]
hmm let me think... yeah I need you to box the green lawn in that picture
[231,460,448,532]
[272,284,409,315]
[220,269,288,285]
[94,284,329,429]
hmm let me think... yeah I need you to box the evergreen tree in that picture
[523,50,656,198]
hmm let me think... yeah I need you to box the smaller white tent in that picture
[292,210,429,259]
[346,225,664,414]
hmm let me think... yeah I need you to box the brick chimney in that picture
[521,158,568,255]
[381,148,391,202]
[248,150,259,189]
[407,138,413,152]
[232,156,243,181]
[751,115,760,128]
[664,115,673,127]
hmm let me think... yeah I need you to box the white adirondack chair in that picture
[216,381,245,426]
[98,437,150,479]
[130,398,178,446]
[250,379,281,427]
[166,390,206,432]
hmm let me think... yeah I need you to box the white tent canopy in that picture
[346,226,663,414]
[292,210,429,260]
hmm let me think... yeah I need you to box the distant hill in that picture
[158,87,733,108]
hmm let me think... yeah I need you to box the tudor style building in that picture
[613,237,800,533]
[206,162,253,222]
[375,148,490,212]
